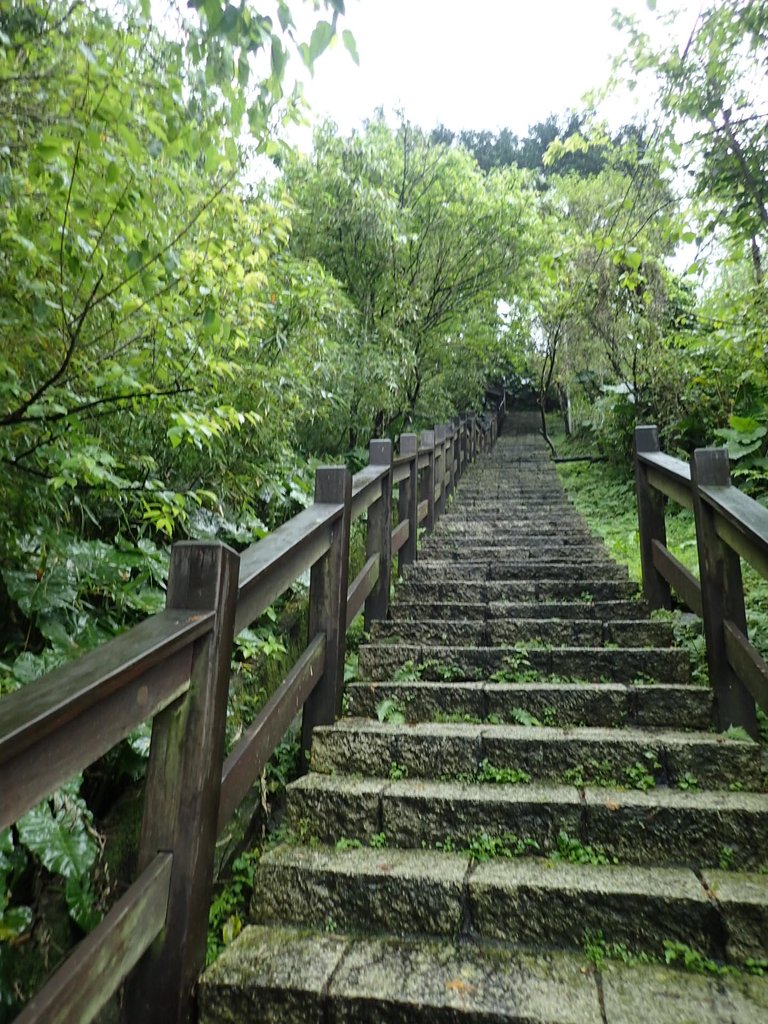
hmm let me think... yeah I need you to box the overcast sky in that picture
[290,0,703,141]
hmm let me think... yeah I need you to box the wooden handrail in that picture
[218,633,327,830]
[1,401,502,1024]
[15,853,173,1024]
[634,425,766,736]
[236,502,341,632]
[0,608,212,768]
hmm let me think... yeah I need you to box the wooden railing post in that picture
[124,541,239,1024]
[691,448,758,736]
[420,429,436,534]
[301,466,352,760]
[398,433,419,573]
[634,425,672,610]
[364,439,393,630]
[446,423,456,501]
[435,424,447,520]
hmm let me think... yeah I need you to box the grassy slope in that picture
[549,420,768,661]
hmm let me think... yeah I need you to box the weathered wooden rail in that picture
[635,425,768,737]
[0,404,503,1024]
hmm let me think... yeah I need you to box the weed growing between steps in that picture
[563,752,661,791]
[584,930,768,978]
[453,759,532,785]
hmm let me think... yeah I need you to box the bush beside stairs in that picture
[199,412,768,1024]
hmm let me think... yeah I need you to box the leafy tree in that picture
[282,115,536,444]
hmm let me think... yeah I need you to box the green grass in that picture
[551,419,768,669]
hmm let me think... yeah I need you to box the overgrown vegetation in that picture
[4,0,768,1013]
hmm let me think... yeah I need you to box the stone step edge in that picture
[310,720,763,790]
[285,773,768,869]
[199,923,768,1024]
[344,680,712,730]
[251,845,767,967]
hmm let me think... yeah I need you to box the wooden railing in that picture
[634,425,767,738]
[0,403,503,1024]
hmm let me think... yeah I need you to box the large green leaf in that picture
[17,798,98,880]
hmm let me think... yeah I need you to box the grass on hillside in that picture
[548,418,768,665]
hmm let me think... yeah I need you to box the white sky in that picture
[291,0,703,141]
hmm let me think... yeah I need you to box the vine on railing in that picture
[0,401,504,1024]
[634,425,768,738]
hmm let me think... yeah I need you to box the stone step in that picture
[402,561,628,582]
[310,721,764,790]
[200,926,610,1024]
[435,522,595,536]
[371,618,675,648]
[345,680,712,729]
[417,544,612,562]
[286,774,768,870]
[250,845,767,966]
[395,579,639,604]
[389,600,650,622]
[201,924,768,1024]
[357,643,690,684]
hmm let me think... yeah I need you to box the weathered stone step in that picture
[286,774,768,870]
[250,845,767,966]
[395,579,639,604]
[436,521,594,536]
[206,924,768,1024]
[200,926,611,1024]
[371,618,675,648]
[402,561,628,582]
[389,600,650,622]
[418,544,612,562]
[346,680,712,729]
[357,643,689,684]
[310,721,763,790]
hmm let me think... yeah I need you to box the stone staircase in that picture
[199,412,768,1023]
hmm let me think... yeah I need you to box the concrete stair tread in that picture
[357,642,690,684]
[372,618,675,647]
[311,720,764,789]
[201,924,768,1024]
[250,845,768,965]
[389,600,652,621]
[345,679,713,729]
[285,773,768,869]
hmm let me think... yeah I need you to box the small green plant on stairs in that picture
[392,660,423,682]
[206,849,260,965]
[551,831,617,866]
[389,761,409,780]
[465,831,540,862]
[676,772,699,791]
[454,759,531,785]
[509,706,544,727]
[583,929,656,970]
[420,657,465,681]
[489,649,539,683]
[376,697,406,725]
[335,836,363,851]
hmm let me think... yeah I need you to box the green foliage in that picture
[465,831,540,862]
[458,759,532,786]
[509,707,544,728]
[206,850,260,966]
[282,115,536,442]
[551,830,616,867]
[376,698,406,725]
